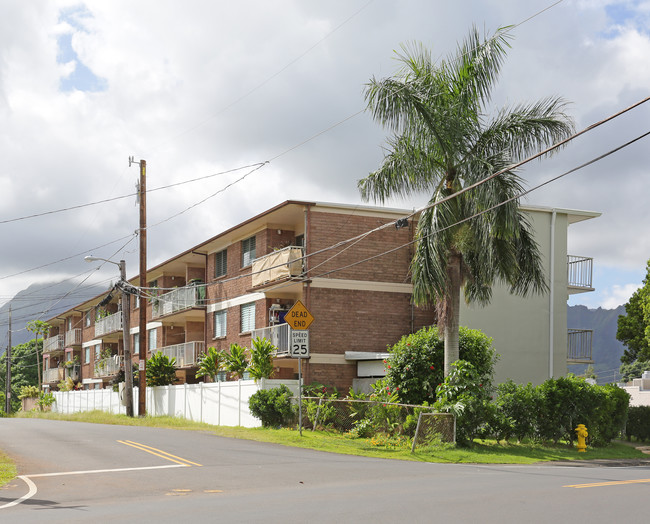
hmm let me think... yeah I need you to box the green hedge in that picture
[626,406,650,442]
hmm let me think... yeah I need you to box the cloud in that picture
[600,283,642,309]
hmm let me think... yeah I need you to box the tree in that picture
[26,319,51,389]
[617,259,650,364]
[247,337,276,380]
[146,352,177,386]
[196,346,225,382]
[225,343,249,380]
[0,340,40,412]
[358,27,574,375]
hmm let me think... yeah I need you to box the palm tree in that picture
[359,27,574,376]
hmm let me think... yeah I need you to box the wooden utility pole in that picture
[5,306,11,414]
[138,159,147,416]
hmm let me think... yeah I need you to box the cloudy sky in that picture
[0,0,649,316]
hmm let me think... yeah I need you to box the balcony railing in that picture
[567,255,594,290]
[43,335,65,353]
[65,328,82,346]
[44,367,64,383]
[94,355,123,378]
[251,323,291,356]
[158,341,205,367]
[251,246,304,287]
[152,284,205,319]
[95,312,123,337]
[567,329,593,363]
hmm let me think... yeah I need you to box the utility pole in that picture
[5,306,11,414]
[131,157,147,416]
[119,260,134,417]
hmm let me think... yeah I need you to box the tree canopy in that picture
[359,27,574,375]
[617,259,650,365]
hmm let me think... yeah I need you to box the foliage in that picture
[434,360,494,445]
[0,340,40,412]
[196,346,225,382]
[18,385,40,399]
[626,406,650,442]
[110,363,140,392]
[385,326,497,405]
[247,337,276,380]
[146,352,177,386]
[248,385,295,427]
[358,28,573,375]
[304,386,340,429]
[225,343,249,380]
[58,377,77,392]
[36,391,56,411]
[493,381,539,443]
[617,261,650,364]
[619,360,650,382]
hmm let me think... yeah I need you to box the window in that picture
[241,236,256,267]
[84,347,90,364]
[214,310,227,338]
[67,318,72,330]
[295,234,304,247]
[133,334,139,355]
[215,249,227,278]
[95,344,101,360]
[240,302,255,333]
[148,328,157,351]
[85,311,91,327]
[134,294,140,309]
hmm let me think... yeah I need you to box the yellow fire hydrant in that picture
[575,424,588,452]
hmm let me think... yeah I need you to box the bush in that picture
[248,337,276,380]
[626,406,650,442]
[249,385,295,427]
[385,326,497,405]
[493,381,539,443]
[434,360,494,445]
[146,352,177,386]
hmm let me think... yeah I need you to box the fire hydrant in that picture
[575,424,588,452]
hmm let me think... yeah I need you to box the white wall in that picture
[51,379,300,428]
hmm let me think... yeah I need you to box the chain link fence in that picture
[294,397,455,446]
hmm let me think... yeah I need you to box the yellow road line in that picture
[117,440,202,467]
[564,478,650,489]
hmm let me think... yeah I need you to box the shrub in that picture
[249,385,295,427]
[146,352,177,386]
[225,343,249,379]
[626,406,650,442]
[18,385,40,400]
[248,337,276,380]
[494,381,540,443]
[385,326,497,405]
[196,346,225,382]
[434,360,494,445]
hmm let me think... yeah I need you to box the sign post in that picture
[285,301,314,436]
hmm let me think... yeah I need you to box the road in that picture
[0,418,649,523]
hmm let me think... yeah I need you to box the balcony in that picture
[65,364,80,381]
[152,284,205,319]
[94,355,123,378]
[567,329,593,364]
[251,246,304,287]
[158,341,206,367]
[65,328,82,347]
[95,312,123,337]
[251,323,291,357]
[44,367,64,384]
[567,255,594,294]
[43,335,65,354]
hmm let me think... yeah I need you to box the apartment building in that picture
[41,200,598,392]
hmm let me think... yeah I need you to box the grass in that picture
[9,411,649,462]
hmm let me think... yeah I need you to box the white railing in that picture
[251,323,291,356]
[44,367,64,383]
[152,285,205,319]
[43,335,65,353]
[158,341,206,367]
[65,328,82,346]
[251,246,304,287]
[95,312,123,337]
[567,329,593,363]
[94,355,123,377]
[567,255,594,290]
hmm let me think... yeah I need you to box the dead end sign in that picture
[285,300,314,330]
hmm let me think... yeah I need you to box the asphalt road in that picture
[0,418,649,523]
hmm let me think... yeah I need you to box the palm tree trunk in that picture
[444,253,462,376]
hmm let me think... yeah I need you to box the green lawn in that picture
[1,410,646,486]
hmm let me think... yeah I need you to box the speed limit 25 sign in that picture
[290,329,310,358]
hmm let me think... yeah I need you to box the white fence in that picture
[51,379,300,428]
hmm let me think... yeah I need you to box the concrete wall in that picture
[460,209,569,385]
